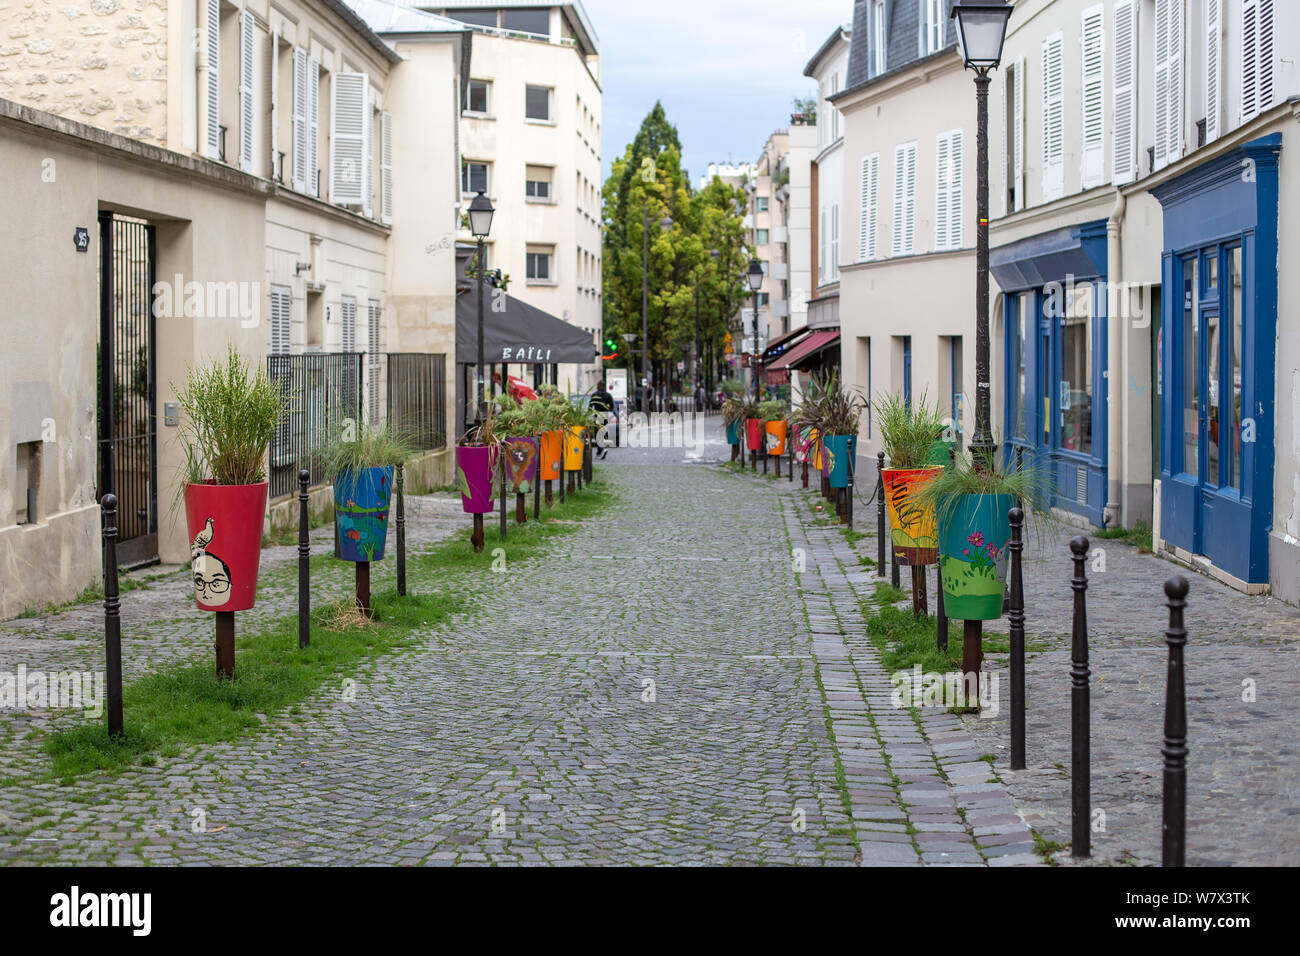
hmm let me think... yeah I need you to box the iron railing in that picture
[386,353,447,452]
[267,352,447,499]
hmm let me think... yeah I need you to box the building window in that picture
[449,10,497,27]
[526,165,553,200]
[1059,281,1094,456]
[462,161,490,195]
[1011,292,1029,439]
[830,204,840,278]
[526,247,553,282]
[949,336,964,446]
[525,85,552,122]
[756,228,770,244]
[504,9,550,36]
[756,197,770,213]
[902,335,913,408]
[922,0,944,55]
[464,80,490,114]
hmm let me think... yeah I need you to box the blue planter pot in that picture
[938,493,1015,621]
[725,420,740,446]
[334,466,394,563]
[825,435,857,489]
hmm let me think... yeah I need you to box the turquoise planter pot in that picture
[335,467,394,563]
[725,420,740,446]
[824,435,857,489]
[938,493,1015,621]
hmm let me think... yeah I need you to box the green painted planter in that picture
[938,493,1015,621]
[725,420,741,446]
[824,435,857,489]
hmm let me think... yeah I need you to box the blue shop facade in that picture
[993,220,1110,527]
[1150,135,1280,588]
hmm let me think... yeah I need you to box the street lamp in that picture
[745,257,765,400]
[951,0,1012,469]
[468,189,495,422]
[642,208,674,414]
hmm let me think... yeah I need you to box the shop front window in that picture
[1059,281,1093,455]
[1012,293,1028,439]
[1228,246,1243,491]
[1181,256,1199,478]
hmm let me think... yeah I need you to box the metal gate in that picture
[97,212,159,568]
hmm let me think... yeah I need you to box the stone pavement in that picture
[2,414,1289,865]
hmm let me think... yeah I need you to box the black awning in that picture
[455,289,598,365]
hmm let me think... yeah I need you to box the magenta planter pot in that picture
[456,444,498,515]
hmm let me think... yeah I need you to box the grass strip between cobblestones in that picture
[36,482,615,782]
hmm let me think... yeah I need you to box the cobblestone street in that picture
[0,418,1294,866]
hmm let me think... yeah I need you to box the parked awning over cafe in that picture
[455,289,598,366]
[766,330,840,371]
[762,326,813,362]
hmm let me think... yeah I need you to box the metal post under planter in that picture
[1007,506,1026,769]
[101,494,124,738]
[215,611,235,680]
[1070,535,1091,858]
[499,451,507,541]
[533,452,541,522]
[355,561,370,618]
[936,445,956,650]
[1162,576,1190,867]
[299,470,311,647]
[396,465,406,598]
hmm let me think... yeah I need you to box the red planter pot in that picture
[456,445,498,515]
[184,481,268,613]
[745,419,764,452]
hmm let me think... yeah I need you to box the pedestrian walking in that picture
[589,380,615,459]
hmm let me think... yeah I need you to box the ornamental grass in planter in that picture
[173,346,287,617]
[877,391,947,567]
[758,400,788,456]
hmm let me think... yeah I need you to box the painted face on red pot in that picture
[193,552,232,608]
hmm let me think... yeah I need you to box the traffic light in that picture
[602,337,620,361]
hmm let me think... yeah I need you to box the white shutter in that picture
[1113,1,1138,184]
[1080,6,1104,188]
[1013,57,1024,210]
[308,56,319,196]
[269,284,291,355]
[291,48,307,191]
[362,94,374,218]
[341,297,357,353]
[1154,0,1183,171]
[204,0,221,160]
[859,153,878,261]
[331,72,367,205]
[269,30,278,179]
[238,10,255,173]
[820,209,827,279]
[831,204,839,278]
[935,131,950,250]
[1041,32,1064,201]
[892,142,916,257]
[1241,0,1274,124]
[1205,0,1222,142]
[367,300,383,422]
[948,130,963,248]
[380,111,393,224]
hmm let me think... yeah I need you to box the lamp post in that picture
[642,207,674,414]
[468,190,496,422]
[951,0,1012,470]
[745,258,765,400]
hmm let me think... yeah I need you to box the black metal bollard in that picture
[1162,576,1189,867]
[1007,507,1026,770]
[534,450,542,522]
[101,494,124,738]
[1070,535,1091,858]
[847,453,855,530]
[396,465,406,598]
[936,561,948,651]
[876,452,886,579]
[299,470,311,647]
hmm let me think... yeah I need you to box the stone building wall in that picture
[0,0,168,146]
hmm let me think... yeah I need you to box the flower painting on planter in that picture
[335,468,393,563]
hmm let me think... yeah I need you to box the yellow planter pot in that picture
[564,426,584,471]
[810,429,822,471]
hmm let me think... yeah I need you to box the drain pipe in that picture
[1105,187,1126,529]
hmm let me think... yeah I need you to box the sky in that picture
[585,0,855,186]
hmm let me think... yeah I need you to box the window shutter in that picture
[291,48,307,191]
[1113,1,1138,184]
[1041,33,1064,201]
[331,73,367,205]
[831,204,839,277]
[341,297,357,353]
[381,112,393,224]
[204,0,220,160]
[270,30,278,179]
[892,142,915,257]
[1154,0,1182,171]
[367,300,383,422]
[1241,0,1274,123]
[269,284,291,355]
[1013,57,1024,209]
[1080,6,1104,188]
[1204,0,1222,142]
[948,130,963,248]
[362,95,374,218]
[859,153,878,261]
[308,56,319,195]
[935,132,950,250]
[238,10,255,173]
[820,209,827,278]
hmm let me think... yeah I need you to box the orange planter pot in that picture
[564,426,584,471]
[539,430,563,481]
[764,421,787,456]
[883,467,944,566]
